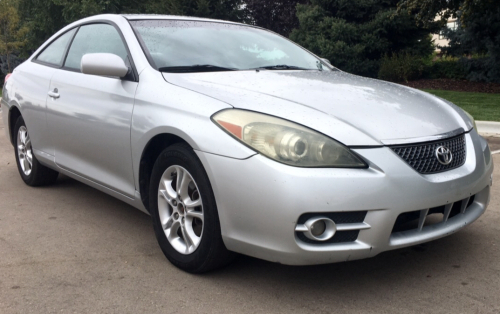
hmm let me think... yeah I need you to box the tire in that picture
[149,143,235,273]
[14,116,59,186]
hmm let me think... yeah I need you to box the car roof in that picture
[121,14,246,26]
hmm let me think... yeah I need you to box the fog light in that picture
[302,217,336,241]
[311,220,326,236]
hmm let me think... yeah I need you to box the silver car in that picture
[1,14,493,272]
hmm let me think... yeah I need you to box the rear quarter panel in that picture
[4,61,59,155]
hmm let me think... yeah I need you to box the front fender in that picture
[131,69,256,189]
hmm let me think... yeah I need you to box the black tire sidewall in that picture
[149,144,221,272]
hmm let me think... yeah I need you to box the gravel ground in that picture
[1,117,499,314]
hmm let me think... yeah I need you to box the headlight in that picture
[212,109,367,168]
[464,110,477,132]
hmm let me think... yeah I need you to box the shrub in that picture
[290,0,439,78]
[378,52,426,82]
[379,53,493,82]
[427,59,467,80]
[460,56,500,83]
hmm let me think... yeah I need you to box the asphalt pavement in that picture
[1,116,499,314]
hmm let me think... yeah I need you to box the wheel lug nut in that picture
[174,213,179,219]
[172,200,177,206]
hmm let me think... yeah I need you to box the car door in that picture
[15,28,77,157]
[46,23,138,198]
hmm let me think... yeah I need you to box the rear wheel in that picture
[14,116,58,186]
[149,143,235,273]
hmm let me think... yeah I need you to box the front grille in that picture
[390,134,466,174]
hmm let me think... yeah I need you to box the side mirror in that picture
[320,58,332,66]
[81,53,129,78]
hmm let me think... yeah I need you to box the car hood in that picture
[163,70,472,146]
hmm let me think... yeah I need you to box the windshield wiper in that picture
[251,65,312,71]
[159,65,238,73]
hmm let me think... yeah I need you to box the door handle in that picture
[48,88,60,99]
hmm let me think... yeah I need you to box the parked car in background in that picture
[1,14,493,272]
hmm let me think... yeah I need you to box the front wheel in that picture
[149,143,235,273]
[14,116,59,186]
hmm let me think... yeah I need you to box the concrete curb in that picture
[477,121,500,136]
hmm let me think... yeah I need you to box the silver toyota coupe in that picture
[1,14,493,272]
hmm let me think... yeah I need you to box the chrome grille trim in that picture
[380,128,466,146]
[390,134,466,174]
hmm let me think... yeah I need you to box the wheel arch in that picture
[8,105,22,146]
[138,132,191,211]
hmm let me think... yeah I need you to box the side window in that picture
[36,28,77,66]
[64,24,128,70]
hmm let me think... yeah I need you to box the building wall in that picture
[432,18,458,52]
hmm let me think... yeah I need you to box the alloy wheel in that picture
[157,165,204,254]
[17,126,33,176]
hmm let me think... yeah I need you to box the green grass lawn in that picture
[423,89,500,122]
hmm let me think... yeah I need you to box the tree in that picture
[398,0,500,82]
[442,8,500,82]
[144,0,247,22]
[245,0,307,37]
[18,0,147,54]
[0,0,28,73]
[397,0,496,27]
[289,0,439,78]
[17,0,247,55]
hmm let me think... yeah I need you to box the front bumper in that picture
[196,130,493,265]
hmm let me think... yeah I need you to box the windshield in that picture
[130,20,332,72]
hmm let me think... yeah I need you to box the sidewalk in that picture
[478,121,500,137]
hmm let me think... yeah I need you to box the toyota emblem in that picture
[436,146,453,165]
